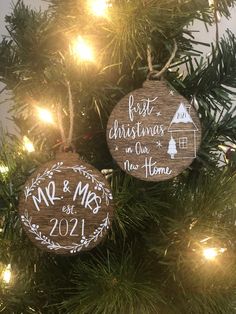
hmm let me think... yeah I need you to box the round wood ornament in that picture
[19,153,113,254]
[107,80,201,181]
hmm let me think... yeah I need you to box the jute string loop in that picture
[147,39,178,80]
[57,80,75,152]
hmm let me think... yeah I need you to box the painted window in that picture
[179,137,188,149]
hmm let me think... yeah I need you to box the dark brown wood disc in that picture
[107,80,201,181]
[18,153,113,254]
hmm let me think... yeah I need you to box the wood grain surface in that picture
[107,80,201,181]
[18,153,113,255]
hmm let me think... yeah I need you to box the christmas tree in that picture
[0,0,236,313]
[167,137,177,159]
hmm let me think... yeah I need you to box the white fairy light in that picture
[88,0,110,17]
[203,248,218,260]
[70,36,94,62]
[2,264,12,284]
[23,136,35,153]
[0,165,9,174]
[202,247,227,261]
[37,107,54,124]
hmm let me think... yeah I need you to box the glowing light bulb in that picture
[88,0,109,17]
[203,248,218,261]
[70,36,94,62]
[2,264,11,284]
[37,107,54,124]
[0,165,9,174]
[23,136,35,153]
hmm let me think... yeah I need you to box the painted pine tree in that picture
[167,137,177,159]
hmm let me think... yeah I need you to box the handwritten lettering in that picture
[62,205,75,215]
[33,181,60,211]
[32,180,102,215]
[135,142,150,155]
[63,180,71,193]
[124,160,139,172]
[73,182,101,214]
[142,157,172,178]
[128,95,156,122]
[109,120,165,140]
[50,218,83,237]
[126,147,133,153]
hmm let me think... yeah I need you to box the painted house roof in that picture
[168,103,198,132]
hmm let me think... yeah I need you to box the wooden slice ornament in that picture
[107,80,201,181]
[19,153,113,255]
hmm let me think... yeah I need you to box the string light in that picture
[36,107,54,124]
[0,165,9,174]
[203,248,218,260]
[23,136,35,153]
[203,247,227,261]
[70,36,94,62]
[88,0,109,17]
[2,264,12,284]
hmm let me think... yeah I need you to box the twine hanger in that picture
[147,39,178,80]
[57,80,76,152]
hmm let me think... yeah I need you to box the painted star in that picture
[169,90,174,96]
[156,112,161,117]
[156,141,162,149]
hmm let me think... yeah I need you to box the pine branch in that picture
[111,172,170,238]
[60,247,165,314]
[180,30,236,111]
[0,1,236,313]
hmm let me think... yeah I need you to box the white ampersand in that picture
[63,180,71,193]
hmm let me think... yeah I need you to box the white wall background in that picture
[0,1,235,133]
[189,7,236,54]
